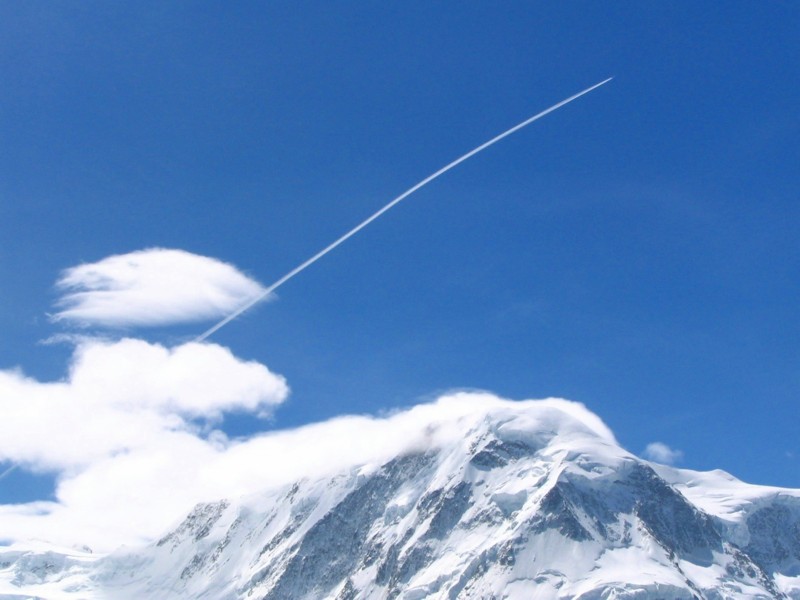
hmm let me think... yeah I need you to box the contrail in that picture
[0,464,17,483]
[196,77,612,342]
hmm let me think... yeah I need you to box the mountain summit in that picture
[2,396,799,599]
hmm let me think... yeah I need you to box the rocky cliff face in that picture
[2,398,799,599]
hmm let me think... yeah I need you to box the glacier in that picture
[1,395,798,599]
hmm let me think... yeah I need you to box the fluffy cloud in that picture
[0,338,288,471]
[643,441,683,465]
[51,248,267,328]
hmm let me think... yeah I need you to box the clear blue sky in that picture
[1,1,798,509]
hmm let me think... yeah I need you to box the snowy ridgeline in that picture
[2,398,799,599]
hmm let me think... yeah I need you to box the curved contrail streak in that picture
[0,464,18,483]
[196,77,612,342]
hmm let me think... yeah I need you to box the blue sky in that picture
[1,2,798,535]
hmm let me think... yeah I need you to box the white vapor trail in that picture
[195,78,612,342]
[0,464,18,483]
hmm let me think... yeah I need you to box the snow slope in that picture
[2,396,799,599]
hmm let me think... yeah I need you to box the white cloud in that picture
[643,441,683,465]
[0,340,615,552]
[0,338,288,471]
[51,248,267,328]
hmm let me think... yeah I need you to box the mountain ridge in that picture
[2,395,799,599]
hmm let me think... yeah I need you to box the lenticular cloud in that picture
[52,248,267,328]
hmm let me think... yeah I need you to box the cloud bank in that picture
[0,333,611,551]
[643,441,684,465]
[52,249,267,328]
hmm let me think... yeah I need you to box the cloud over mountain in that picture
[0,334,290,550]
[0,344,603,553]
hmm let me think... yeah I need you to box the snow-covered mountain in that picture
[2,397,799,599]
